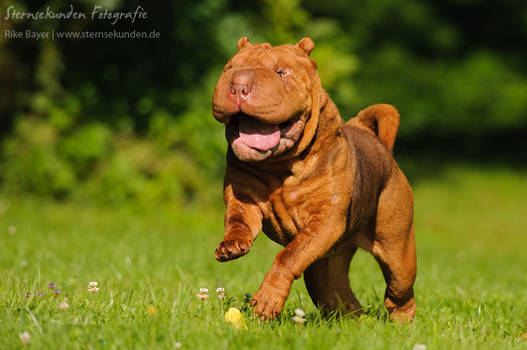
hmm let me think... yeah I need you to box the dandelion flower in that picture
[224,307,248,330]
[59,300,70,310]
[147,305,157,316]
[19,331,30,345]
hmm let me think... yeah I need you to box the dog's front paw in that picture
[215,239,252,262]
[251,284,288,320]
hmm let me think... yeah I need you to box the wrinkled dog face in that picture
[212,37,317,162]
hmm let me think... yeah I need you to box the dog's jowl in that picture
[212,37,416,322]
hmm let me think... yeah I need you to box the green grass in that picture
[1,164,527,349]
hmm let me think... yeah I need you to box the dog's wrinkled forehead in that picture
[231,46,278,68]
[229,43,312,70]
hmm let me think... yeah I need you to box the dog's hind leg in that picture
[303,243,363,316]
[372,167,417,322]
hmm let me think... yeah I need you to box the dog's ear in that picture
[237,37,250,50]
[296,37,315,56]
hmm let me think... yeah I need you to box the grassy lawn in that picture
[1,164,526,349]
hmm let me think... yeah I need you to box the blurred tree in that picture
[0,0,526,203]
[303,0,527,137]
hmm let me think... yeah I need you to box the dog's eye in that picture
[275,69,288,77]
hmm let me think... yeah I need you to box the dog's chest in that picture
[260,177,315,246]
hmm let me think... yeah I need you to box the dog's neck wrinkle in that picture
[317,96,342,136]
[239,94,344,178]
[288,97,344,174]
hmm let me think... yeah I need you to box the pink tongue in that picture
[238,118,281,151]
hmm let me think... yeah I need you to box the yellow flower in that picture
[147,305,157,316]
[224,307,248,330]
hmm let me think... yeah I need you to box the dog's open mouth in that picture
[238,116,281,151]
[227,113,304,160]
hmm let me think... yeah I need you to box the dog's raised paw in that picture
[215,239,252,262]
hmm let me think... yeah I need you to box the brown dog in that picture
[212,37,416,322]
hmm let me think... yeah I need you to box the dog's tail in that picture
[346,104,400,151]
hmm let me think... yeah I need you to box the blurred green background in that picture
[1,2,527,347]
[1,0,526,205]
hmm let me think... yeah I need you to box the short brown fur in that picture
[212,37,416,321]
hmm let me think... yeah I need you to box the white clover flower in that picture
[216,287,226,299]
[19,331,31,345]
[294,308,306,317]
[59,300,70,310]
[88,281,99,293]
[197,287,209,300]
[174,342,182,349]
[412,345,427,350]
[292,315,306,324]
